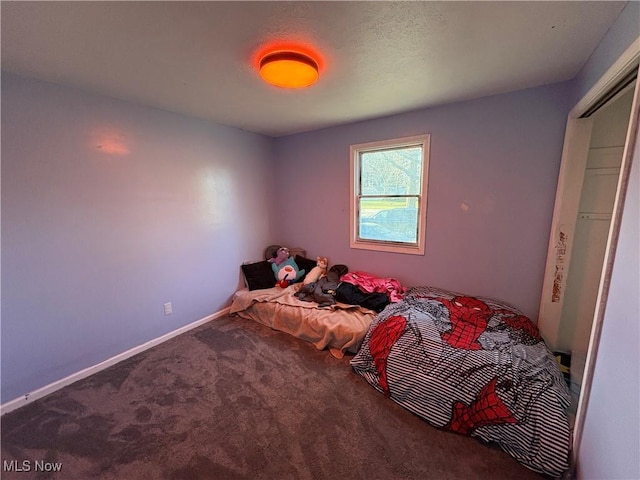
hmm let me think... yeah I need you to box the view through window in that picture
[350,134,430,254]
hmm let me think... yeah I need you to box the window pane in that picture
[360,146,422,196]
[360,197,411,218]
[359,197,418,243]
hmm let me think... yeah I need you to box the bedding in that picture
[241,254,316,291]
[350,286,572,477]
[341,271,407,302]
[241,260,276,291]
[230,285,375,358]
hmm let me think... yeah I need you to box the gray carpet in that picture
[1,315,550,479]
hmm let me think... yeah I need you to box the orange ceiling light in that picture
[259,50,319,88]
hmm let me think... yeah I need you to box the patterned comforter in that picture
[350,286,572,477]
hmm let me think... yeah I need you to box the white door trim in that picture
[538,38,640,348]
[537,117,592,349]
[573,67,640,462]
[541,35,640,465]
[571,36,640,118]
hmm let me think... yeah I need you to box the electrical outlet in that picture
[163,302,173,315]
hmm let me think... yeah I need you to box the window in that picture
[349,134,430,255]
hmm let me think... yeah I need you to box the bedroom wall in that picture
[1,72,275,403]
[570,0,640,107]
[273,83,572,319]
[567,2,640,478]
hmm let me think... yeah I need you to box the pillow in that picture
[294,255,318,278]
[241,261,276,291]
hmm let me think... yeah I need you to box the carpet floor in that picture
[1,315,551,479]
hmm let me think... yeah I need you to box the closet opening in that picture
[537,40,639,463]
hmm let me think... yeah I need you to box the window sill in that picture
[350,238,425,255]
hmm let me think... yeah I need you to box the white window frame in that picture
[349,134,430,255]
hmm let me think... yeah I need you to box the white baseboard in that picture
[0,307,230,416]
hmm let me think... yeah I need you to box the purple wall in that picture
[1,73,276,402]
[274,83,572,319]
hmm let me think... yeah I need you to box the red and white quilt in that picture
[350,286,572,477]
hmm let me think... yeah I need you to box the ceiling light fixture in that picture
[259,51,319,88]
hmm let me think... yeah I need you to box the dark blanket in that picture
[335,283,389,312]
[295,271,341,307]
[295,274,390,312]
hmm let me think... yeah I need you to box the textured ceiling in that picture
[1,1,628,137]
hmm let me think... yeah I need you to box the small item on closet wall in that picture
[460,201,470,212]
[578,213,612,221]
[551,230,568,303]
